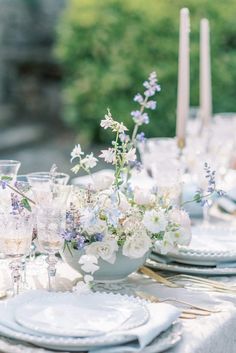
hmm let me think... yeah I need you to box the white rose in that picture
[133,187,155,206]
[94,174,114,191]
[142,209,168,234]
[122,215,139,232]
[122,233,152,259]
[86,219,108,236]
[80,208,108,235]
[86,238,118,264]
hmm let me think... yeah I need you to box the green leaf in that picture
[21,198,32,212]
[1,176,12,181]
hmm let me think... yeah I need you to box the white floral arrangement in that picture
[63,72,192,289]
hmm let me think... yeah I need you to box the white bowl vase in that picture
[61,246,149,282]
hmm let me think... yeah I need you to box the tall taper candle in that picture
[176,8,190,149]
[200,18,212,127]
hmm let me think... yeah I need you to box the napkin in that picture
[0,290,50,336]
[89,302,180,353]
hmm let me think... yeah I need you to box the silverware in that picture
[0,290,7,299]
[136,290,220,314]
[139,266,180,288]
[167,274,236,293]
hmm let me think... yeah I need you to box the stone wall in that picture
[0,0,65,126]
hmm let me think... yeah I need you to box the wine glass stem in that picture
[9,259,22,296]
[46,254,58,291]
[203,204,210,225]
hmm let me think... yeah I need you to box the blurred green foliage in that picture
[56,0,236,143]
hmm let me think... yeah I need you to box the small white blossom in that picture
[86,238,118,264]
[169,209,191,246]
[125,148,137,162]
[84,274,94,283]
[82,153,98,169]
[73,280,91,294]
[79,254,99,274]
[119,133,130,143]
[70,144,84,162]
[100,109,114,129]
[100,117,113,129]
[142,209,168,234]
[99,148,116,164]
[155,237,175,255]
[115,122,128,133]
[71,164,81,174]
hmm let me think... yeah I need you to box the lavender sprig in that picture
[0,176,35,212]
[183,163,225,208]
[131,72,160,143]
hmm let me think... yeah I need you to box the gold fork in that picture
[0,290,7,299]
[139,266,181,288]
[167,274,236,293]
[136,290,221,314]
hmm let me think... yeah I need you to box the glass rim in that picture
[0,160,21,166]
[27,172,69,179]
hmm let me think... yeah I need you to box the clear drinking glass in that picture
[0,160,21,180]
[0,213,33,295]
[27,172,70,187]
[32,184,72,208]
[36,207,65,291]
[150,157,184,206]
[138,138,179,177]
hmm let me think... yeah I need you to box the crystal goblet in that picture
[32,184,72,208]
[0,213,33,296]
[27,172,70,187]
[36,207,65,291]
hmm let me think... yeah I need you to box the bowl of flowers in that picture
[61,72,192,284]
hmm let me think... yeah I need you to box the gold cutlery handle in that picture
[180,313,196,319]
[139,266,178,288]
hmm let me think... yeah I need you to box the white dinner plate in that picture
[146,258,236,276]
[15,292,149,337]
[154,225,236,266]
[0,322,136,351]
[0,322,182,352]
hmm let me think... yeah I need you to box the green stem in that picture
[181,190,215,208]
[131,96,148,143]
[6,183,36,205]
[114,131,121,187]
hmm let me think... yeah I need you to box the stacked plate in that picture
[0,290,181,352]
[147,225,236,276]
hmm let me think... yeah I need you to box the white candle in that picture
[200,18,212,127]
[176,8,190,149]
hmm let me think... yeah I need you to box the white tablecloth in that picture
[1,258,236,353]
